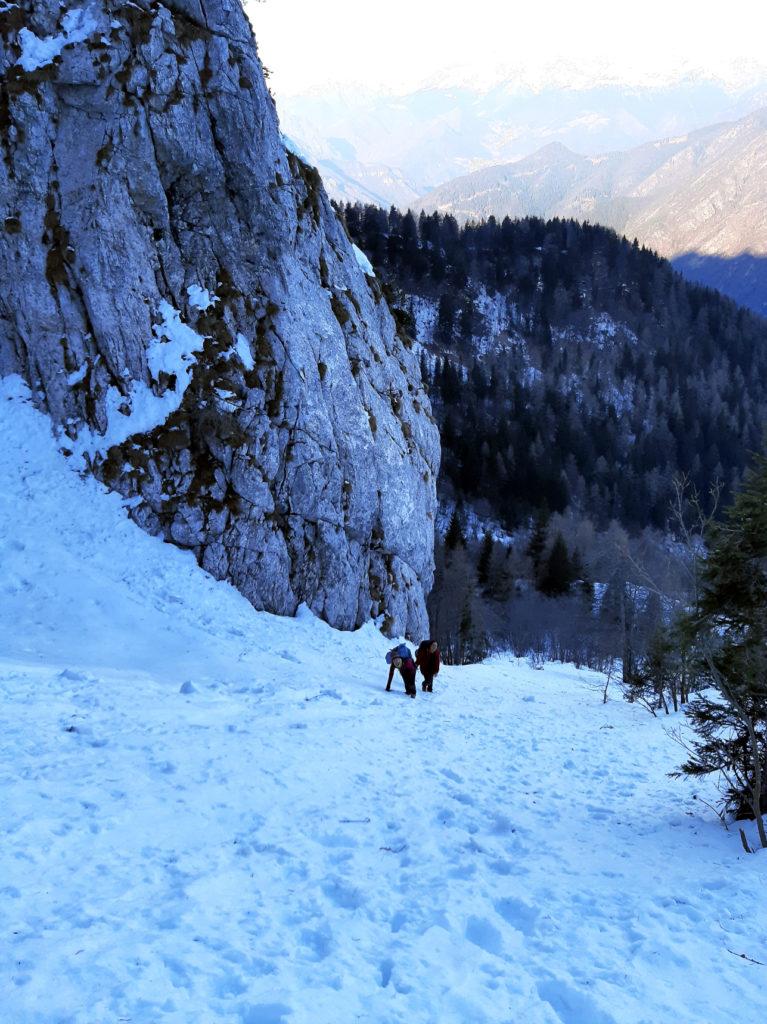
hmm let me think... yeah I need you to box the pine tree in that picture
[677,452,767,847]
[458,600,474,665]
[526,509,549,577]
[539,532,573,597]
[570,547,593,598]
[445,507,465,551]
[477,530,494,589]
[435,293,456,347]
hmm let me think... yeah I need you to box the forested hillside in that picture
[413,108,767,314]
[341,205,767,532]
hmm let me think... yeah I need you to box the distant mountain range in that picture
[416,109,767,314]
[278,65,767,208]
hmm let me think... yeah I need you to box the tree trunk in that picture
[670,678,679,713]
[745,714,767,849]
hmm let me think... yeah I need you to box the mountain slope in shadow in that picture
[673,253,767,317]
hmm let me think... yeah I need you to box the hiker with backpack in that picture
[385,643,417,698]
[415,640,440,692]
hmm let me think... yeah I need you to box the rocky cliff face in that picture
[0,0,439,637]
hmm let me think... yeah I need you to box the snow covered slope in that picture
[2,377,766,1023]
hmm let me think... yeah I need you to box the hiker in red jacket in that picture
[416,640,440,692]
[386,655,417,698]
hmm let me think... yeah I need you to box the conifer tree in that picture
[526,509,549,578]
[477,530,495,589]
[678,452,767,847]
[445,507,465,551]
[539,532,573,597]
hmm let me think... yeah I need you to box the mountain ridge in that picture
[416,108,767,313]
[274,70,767,205]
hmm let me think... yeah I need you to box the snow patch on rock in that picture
[352,243,375,277]
[18,7,97,71]
[66,302,205,462]
[186,284,218,311]
[235,332,254,371]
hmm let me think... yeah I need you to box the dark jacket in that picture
[416,641,440,677]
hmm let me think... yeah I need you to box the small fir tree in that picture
[477,530,495,590]
[445,507,465,551]
[677,451,767,847]
[526,509,549,577]
[538,532,573,597]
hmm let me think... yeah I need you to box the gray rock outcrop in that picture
[0,0,439,636]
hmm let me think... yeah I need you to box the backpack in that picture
[385,643,413,665]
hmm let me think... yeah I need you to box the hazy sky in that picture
[246,0,767,95]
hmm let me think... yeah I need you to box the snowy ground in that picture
[2,376,766,1024]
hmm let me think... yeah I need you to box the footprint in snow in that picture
[451,790,476,807]
[586,804,612,821]
[489,813,515,835]
[278,650,301,663]
[299,923,333,961]
[379,957,394,987]
[57,668,89,683]
[214,970,248,997]
[487,858,514,876]
[448,861,478,880]
[494,896,540,936]
[239,1004,293,1024]
[536,978,617,1024]
[321,877,365,910]
[465,915,504,956]
[390,909,407,932]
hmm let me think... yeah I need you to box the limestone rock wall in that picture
[0,0,440,636]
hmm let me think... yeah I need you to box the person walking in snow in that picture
[385,646,417,698]
[415,639,440,692]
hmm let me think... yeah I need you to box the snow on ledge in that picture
[352,244,375,277]
[281,133,311,163]
[18,8,97,72]
[66,301,205,463]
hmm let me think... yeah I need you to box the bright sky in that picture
[246,0,767,95]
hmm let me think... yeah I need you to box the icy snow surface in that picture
[1,376,766,1023]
